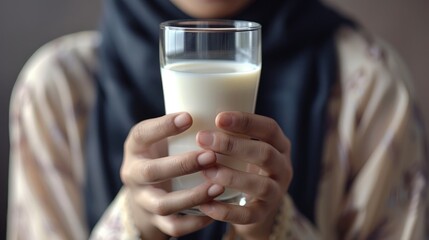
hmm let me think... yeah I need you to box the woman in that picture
[8,0,427,239]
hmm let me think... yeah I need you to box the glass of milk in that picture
[160,20,261,215]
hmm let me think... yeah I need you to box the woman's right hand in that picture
[120,112,225,239]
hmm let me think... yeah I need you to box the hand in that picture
[120,112,225,239]
[197,111,293,240]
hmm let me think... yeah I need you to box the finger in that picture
[122,150,216,185]
[153,214,213,237]
[215,111,291,153]
[125,112,192,153]
[136,183,225,216]
[199,200,267,224]
[202,166,282,202]
[197,130,284,175]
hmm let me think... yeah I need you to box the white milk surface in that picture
[161,60,261,201]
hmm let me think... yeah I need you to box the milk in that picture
[161,60,260,202]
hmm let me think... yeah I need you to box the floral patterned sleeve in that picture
[6,31,140,240]
[7,32,98,239]
[281,27,428,240]
[7,27,428,240]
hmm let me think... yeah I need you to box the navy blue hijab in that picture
[85,0,353,238]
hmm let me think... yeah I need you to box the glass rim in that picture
[160,19,261,32]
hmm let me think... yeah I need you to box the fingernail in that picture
[198,131,213,146]
[197,152,215,167]
[174,113,190,129]
[207,184,224,197]
[204,168,218,179]
[218,113,233,128]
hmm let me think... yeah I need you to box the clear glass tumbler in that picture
[160,19,261,215]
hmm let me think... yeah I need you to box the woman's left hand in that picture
[197,111,293,240]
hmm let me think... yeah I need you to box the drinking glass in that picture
[160,19,261,215]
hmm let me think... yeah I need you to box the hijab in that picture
[85,0,354,237]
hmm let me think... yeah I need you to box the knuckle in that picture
[152,199,171,216]
[268,117,279,130]
[157,117,175,133]
[140,162,159,183]
[255,177,274,197]
[130,123,147,147]
[227,175,235,187]
[259,145,276,167]
[220,135,235,153]
[188,191,204,207]
[265,118,280,138]
[218,169,235,187]
[239,113,252,131]
[177,156,198,175]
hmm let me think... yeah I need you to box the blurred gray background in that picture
[0,0,427,238]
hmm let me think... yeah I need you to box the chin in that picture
[171,0,252,19]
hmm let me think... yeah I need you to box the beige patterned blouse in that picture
[7,27,428,239]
